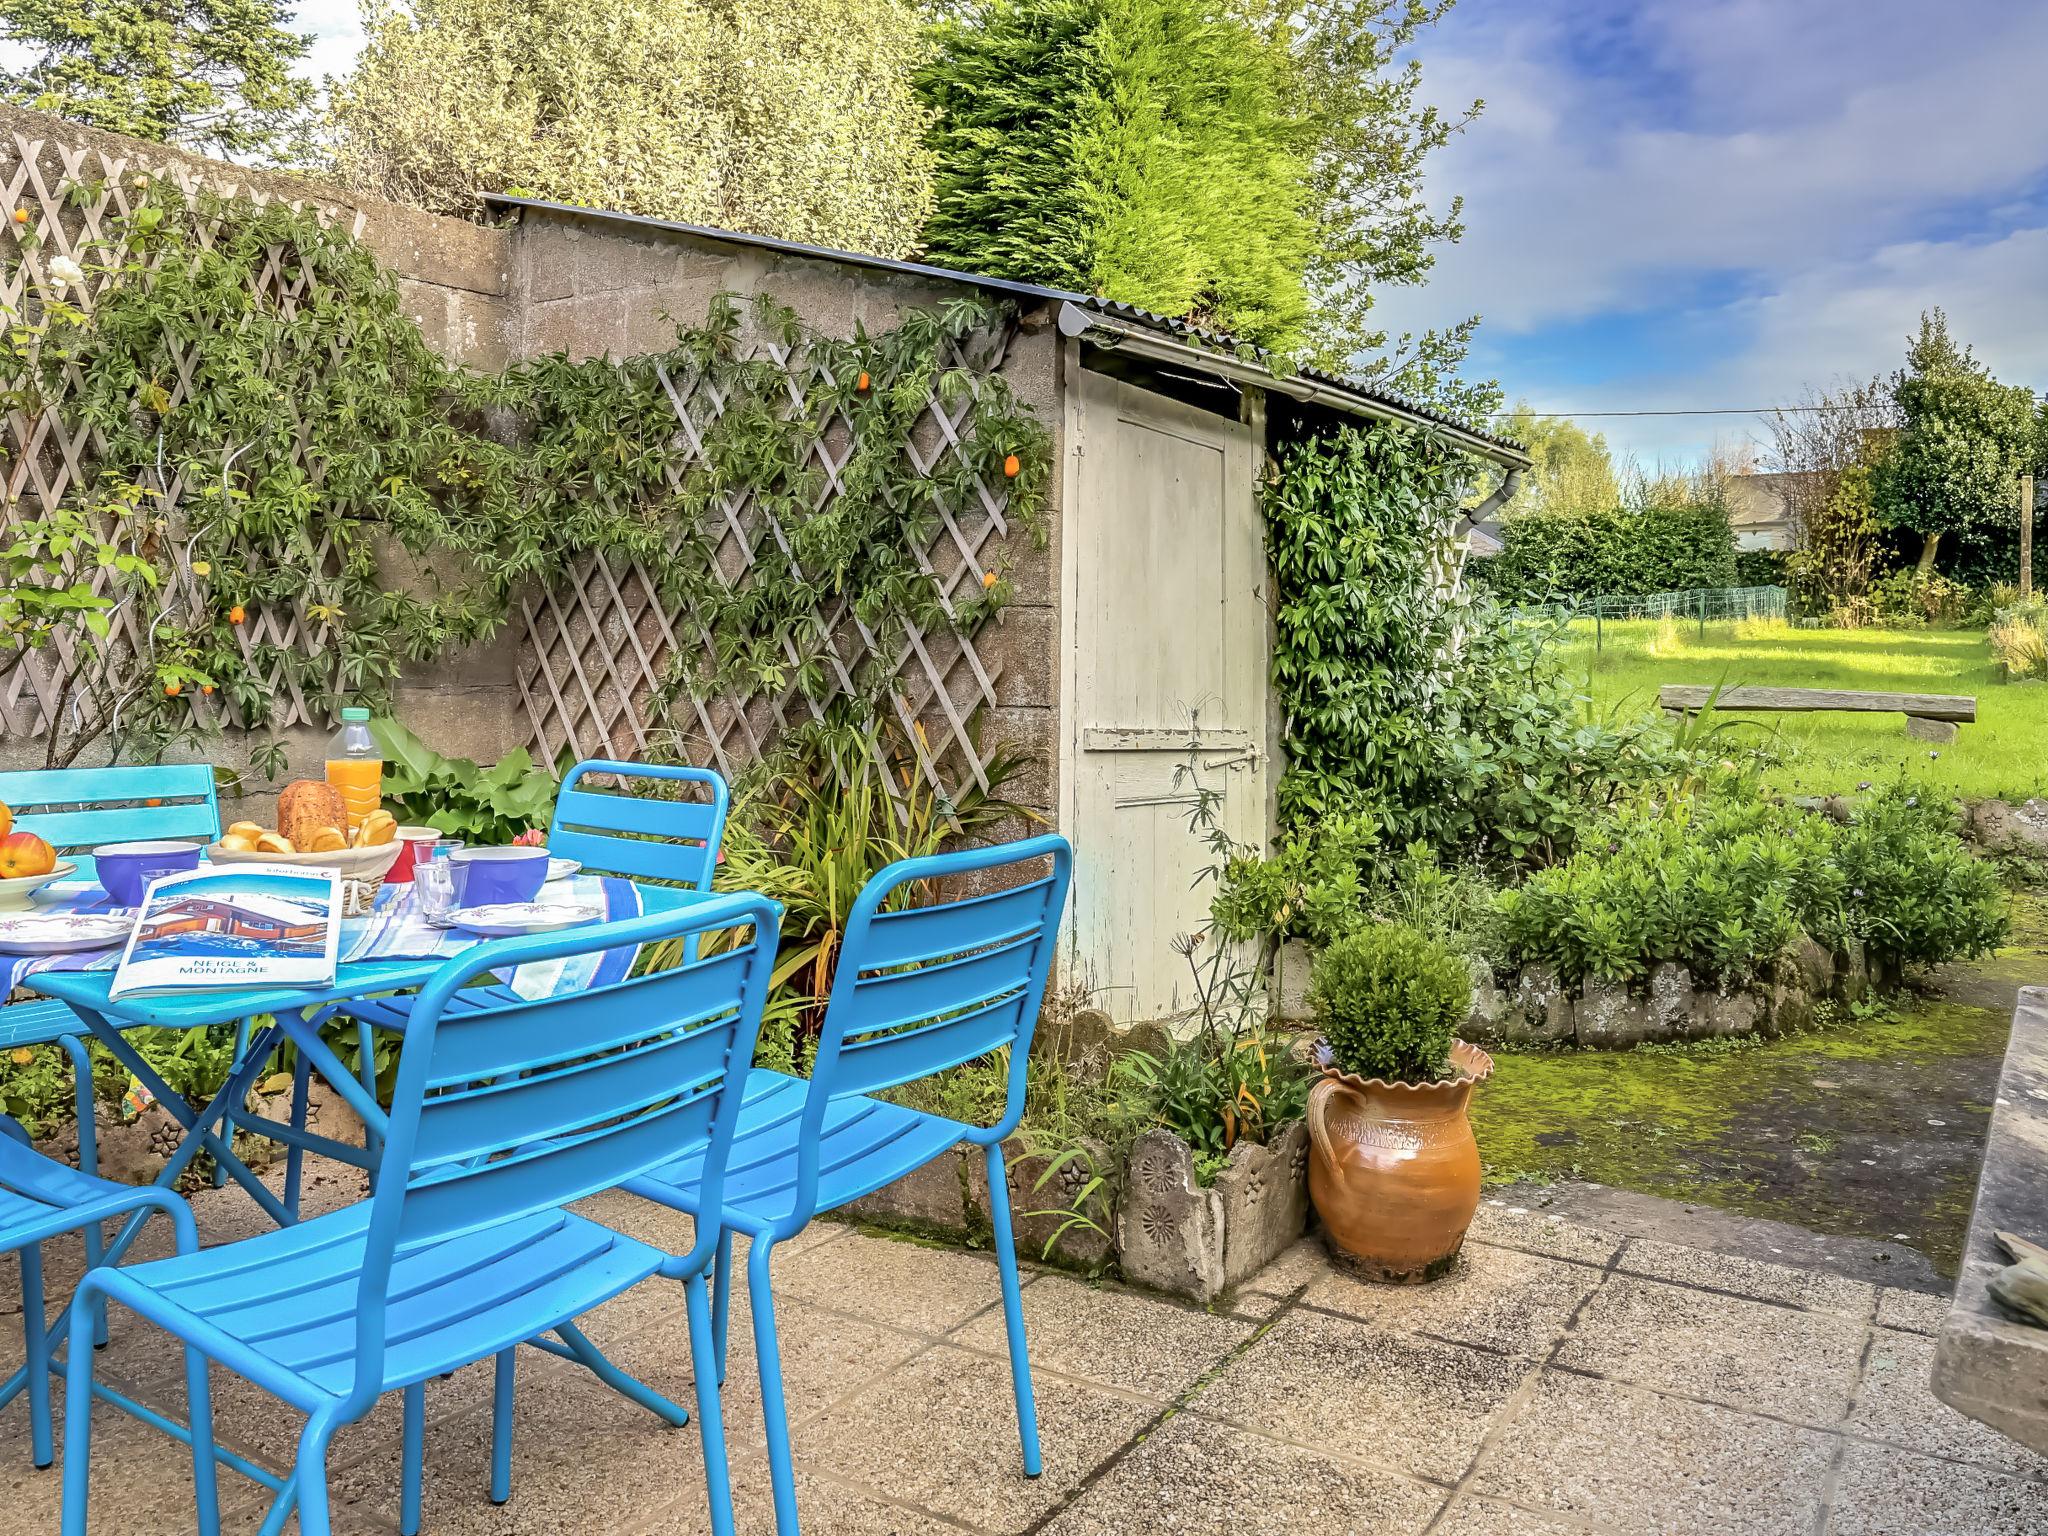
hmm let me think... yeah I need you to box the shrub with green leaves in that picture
[1496,797,1842,989]
[1208,811,1380,951]
[1308,923,1469,1083]
[1477,502,1738,605]
[1826,785,2007,971]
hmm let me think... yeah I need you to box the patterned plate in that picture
[446,903,602,937]
[0,911,132,955]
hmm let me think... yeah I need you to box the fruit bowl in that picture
[0,861,78,912]
[204,841,404,915]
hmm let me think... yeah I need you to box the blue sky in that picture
[285,0,2048,466]
[1369,0,2048,464]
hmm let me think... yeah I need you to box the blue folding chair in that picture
[0,764,221,882]
[263,759,731,1215]
[621,834,1073,1536]
[0,1114,198,1471]
[60,890,781,1536]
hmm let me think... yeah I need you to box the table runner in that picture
[1,874,643,1001]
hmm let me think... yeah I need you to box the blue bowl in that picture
[95,840,203,906]
[450,846,550,906]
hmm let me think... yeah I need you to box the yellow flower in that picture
[9,1048,33,1066]
[190,559,211,576]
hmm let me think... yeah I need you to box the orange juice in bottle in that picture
[325,707,383,833]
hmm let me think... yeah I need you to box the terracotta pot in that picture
[1306,1040,1494,1284]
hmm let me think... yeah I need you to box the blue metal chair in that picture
[263,758,732,1214]
[0,764,221,881]
[0,1115,199,1471]
[622,834,1073,1536]
[59,891,781,1536]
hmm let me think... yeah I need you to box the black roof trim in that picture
[484,193,1527,459]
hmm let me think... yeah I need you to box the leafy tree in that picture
[1766,378,1896,613]
[330,0,937,258]
[920,0,1490,412]
[921,0,1313,347]
[1495,404,1620,519]
[1875,309,2038,573]
[0,0,314,162]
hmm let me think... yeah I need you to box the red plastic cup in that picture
[386,826,440,884]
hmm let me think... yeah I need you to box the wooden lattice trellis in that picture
[516,321,1025,803]
[0,127,364,748]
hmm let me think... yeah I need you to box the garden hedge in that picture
[1478,504,1738,604]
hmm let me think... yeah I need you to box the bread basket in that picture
[204,840,404,917]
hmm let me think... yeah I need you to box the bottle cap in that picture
[341,707,370,722]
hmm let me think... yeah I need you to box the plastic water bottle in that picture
[324,707,383,833]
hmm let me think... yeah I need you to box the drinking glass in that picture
[413,857,459,923]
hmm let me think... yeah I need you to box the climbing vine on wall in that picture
[0,175,1049,772]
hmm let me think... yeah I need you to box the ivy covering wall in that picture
[0,157,1049,786]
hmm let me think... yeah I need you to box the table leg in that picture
[72,1009,292,1248]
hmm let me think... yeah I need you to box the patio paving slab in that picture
[1875,1287,1952,1337]
[1612,1234,1880,1317]
[6,1155,2045,1536]
[1302,1243,1606,1355]
[1468,1370,1838,1535]
[1466,1199,1627,1266]
[1190,1308,1536,1481]
[948,1273,1254,1401]
[1037,1410,1446,1535]
[1553,1275,1868,1423]
[1827,1442,2048,1536]
[1849,1328,2048,1477]
[794,1344,1154,1531]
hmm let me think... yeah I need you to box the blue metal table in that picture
[23,882,708,1251]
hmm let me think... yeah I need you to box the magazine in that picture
[109,863,341,1000]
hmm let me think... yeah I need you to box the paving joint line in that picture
[1414,1232,1632,1534]
[1012,1279,1315,1536]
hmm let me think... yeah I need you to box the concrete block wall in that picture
[0,110,1064,828]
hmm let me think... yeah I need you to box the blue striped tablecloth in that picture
[1,874,643,1001]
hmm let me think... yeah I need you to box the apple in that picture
[0,830,56,880]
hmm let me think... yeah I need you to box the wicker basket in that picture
[204,841,405,916]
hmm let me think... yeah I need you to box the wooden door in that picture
[1062,365,1268,1022]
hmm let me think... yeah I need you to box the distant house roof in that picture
[482,193,1531,470]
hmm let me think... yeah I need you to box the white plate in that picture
[546,858,581,882]
[446,903,602,937]
[0,910,131,955]
[0,861,80,911]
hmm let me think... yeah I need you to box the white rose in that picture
[46,255,85,288]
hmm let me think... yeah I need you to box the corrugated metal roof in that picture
[483,193,1529,463]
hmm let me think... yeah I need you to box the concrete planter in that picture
[842,1121,1309,1300]
[31,1074,366,1189]
[1115,1122,1310,1303]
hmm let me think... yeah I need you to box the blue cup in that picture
[95,841,203,906]
[449,847,549,906]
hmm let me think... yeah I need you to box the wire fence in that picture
[1510,586,1789,651]
[1514,584,1789,624]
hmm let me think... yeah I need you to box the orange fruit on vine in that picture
[228,604,245,624]
[1002,454,1021,479]
[146,797,162,807]
[855,371,871,392]
[163,681,181,697]
[982,569,999,590]
[200,684,215,695]
[10,209,26,225]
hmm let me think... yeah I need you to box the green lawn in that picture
[1556,617,2048,802]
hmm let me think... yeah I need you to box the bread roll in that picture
[217,832,259,853]
[256,832,295,855]
[308,826,349,852]
[227,821,264,841]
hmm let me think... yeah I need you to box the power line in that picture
[1486,405,1873,419]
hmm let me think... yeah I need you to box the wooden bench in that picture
[1658,685,1977,743]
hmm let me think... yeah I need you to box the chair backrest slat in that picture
[548,762,728,891]
[785,836,1071,1236]
[0,765,220,860]
[346,891,778,1417]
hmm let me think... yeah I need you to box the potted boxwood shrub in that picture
[1306,921,1493,1283]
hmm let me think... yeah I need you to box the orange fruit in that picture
[228,604,245,624]
[856,371,871,392]
[200,683,214,695]
[0,801,11,838]
[10,209,25,225]
[0,831,57,879]
[1003,454,1021,478]
[982,570,998,590]
[163,681,181,696]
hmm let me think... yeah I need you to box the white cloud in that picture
[1377,0,2048,463]
[292,0,367,85]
